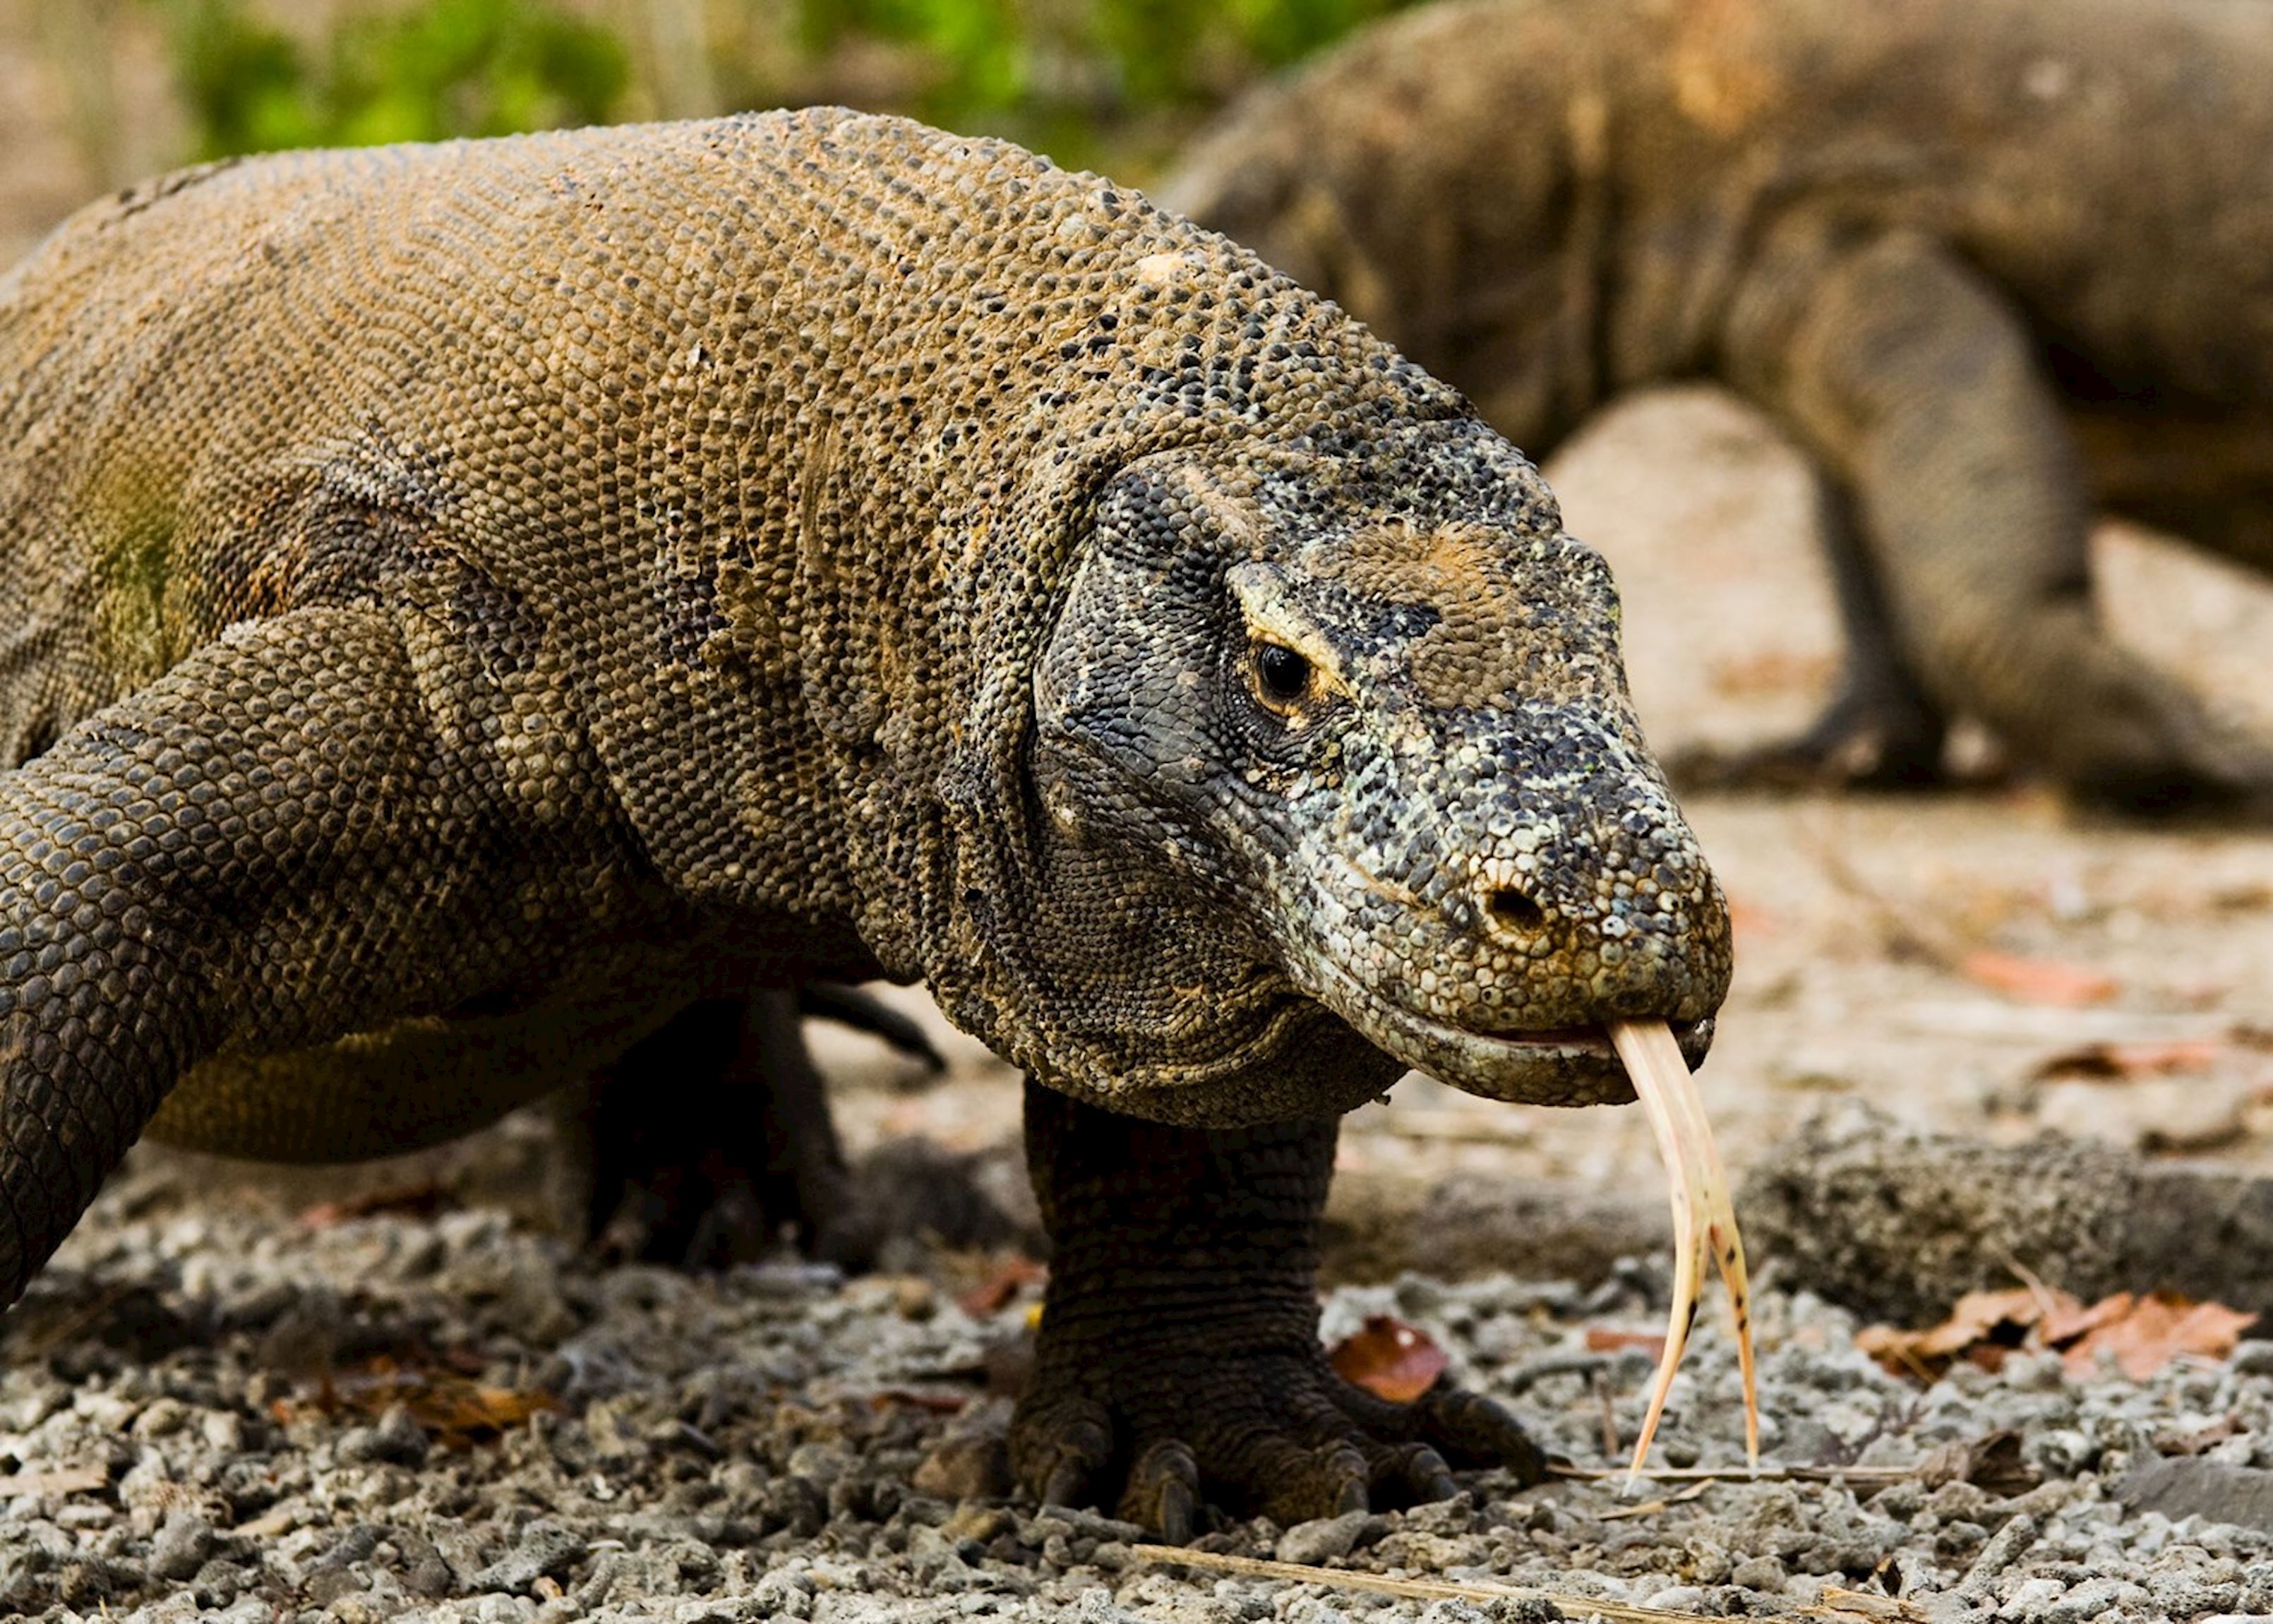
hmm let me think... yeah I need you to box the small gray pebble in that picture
[468,1520,585,1593]
[148,1510,217,1582]
[1277,1509,1371,1565]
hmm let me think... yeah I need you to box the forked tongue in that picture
[1607,1019,1758,1488]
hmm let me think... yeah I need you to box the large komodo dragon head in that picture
[1012,416,1732,1124]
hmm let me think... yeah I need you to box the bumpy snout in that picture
[1284,706,1731,1105]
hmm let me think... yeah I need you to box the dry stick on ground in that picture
[1549,1462,1917,1486]
[1795,815,1967,968]
[1132,1544,1913,1622]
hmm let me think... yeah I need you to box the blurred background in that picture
[0,0,1427,264]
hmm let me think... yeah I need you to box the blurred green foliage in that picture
[796,0,1419,163]
[144,0,1425,172]
[150,0,628,157]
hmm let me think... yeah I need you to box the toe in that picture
[1252,1436,1370,1527]
[1121,1440,1202,1543]
[1415,1388,1548,1484]
[1010,1400,1115,1509]
[1369,1440,1459,1506]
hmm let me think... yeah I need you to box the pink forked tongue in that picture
[1608,1019,1759,1488]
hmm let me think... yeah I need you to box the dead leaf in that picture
[1329,1315,1449,1404]
[2063,1292,2256,1380]
[2033,1040,2224,1081]
[954,1257,1045,1318]
[1861,1285,2254,1383]
[298,1182,450,1229]
[2030,1291,2125,1349]
[1585,1327,1669,1357]
[865,1388,972,1416]
[1960,951,2119,1008]
[275,1352,557,1447]
[1857,1287,2046,1378]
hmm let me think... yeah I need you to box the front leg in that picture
[0,605,623,1304]
[1011,1081,1545,1540]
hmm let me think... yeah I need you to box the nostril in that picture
[1483,886,1547,934]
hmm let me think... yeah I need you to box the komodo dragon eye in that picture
[1247,639,1314,713]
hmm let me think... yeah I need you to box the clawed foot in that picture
[568,990,867,1269]
[1669,682,1951,794]
[1009,1338,1545,1540]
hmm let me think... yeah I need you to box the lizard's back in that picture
[1172,0,2273,423]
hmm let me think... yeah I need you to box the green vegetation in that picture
[151,0,628,158]
[142,0,1427,174]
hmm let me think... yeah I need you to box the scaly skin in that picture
[0,109,1729,1529]
[1164,0,2273,812]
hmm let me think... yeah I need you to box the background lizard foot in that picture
[565,990,870,1269]
[1669,682,1951,795]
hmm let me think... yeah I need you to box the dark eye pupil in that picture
[1254,642,1309,702]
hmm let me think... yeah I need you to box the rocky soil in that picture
[15,1148,2273,1624]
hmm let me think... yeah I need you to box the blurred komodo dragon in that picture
[1165,0,2273,812]
[0,110,1730,1534]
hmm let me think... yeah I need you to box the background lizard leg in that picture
[1009,1080,1545,1540]
[1674,469,1950,791]
[1725,226,2273,813]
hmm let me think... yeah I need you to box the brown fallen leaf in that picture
[1855,1287,2043,1378]
[2063,1292,2257,1381]
[1960,951,2119,1008]
[2033,1040,2224,1081]
[1861,1284,2255,1383]
[298,1181,451,1229]
[1585,1327,1669,1357]
[275,1352,558,1447]
[954,1256,1046,1318]
[866,1388,973,1417]
[1329,1314,1449,1404]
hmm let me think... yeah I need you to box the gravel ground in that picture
[9,1153,2273,1624]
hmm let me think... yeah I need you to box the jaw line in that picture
[1298,954,1715,1105]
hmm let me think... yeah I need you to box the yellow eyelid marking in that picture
[1225,562,1355,701]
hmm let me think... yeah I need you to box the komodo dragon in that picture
[0,108,1730,1532]
[1164,0,2273,812]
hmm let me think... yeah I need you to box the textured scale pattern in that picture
[0,108,1729,1529]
